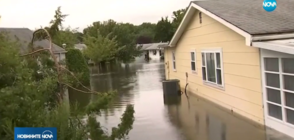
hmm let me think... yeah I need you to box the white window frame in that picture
[261,49,294,133]
[190,49,197,73]
[201,48,224,89]
[172,51,176,71]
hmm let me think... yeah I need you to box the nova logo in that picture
[14,127,57,140]
[42,130,53,140]
[263,0,277,12]
[42,134,53,138]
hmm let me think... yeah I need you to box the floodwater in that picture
[69,59,294,140]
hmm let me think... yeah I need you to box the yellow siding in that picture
[164,11,264,124]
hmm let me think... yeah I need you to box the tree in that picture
[112,23,142,62]
[66,49,90,86]
[34,6,79,50]
[154,16,174,42]
[0,29,135,140]
[1,6,136,139]
[74,32,84,43]
[33,7,85,88]
[53,27,79,49]
[49,6,68,38]
[135,22,156,44]
[83,20,117,39]
[0,32,21,88]
[136,35,153,44]
[83,31,120,63]
[84,20,142,63]
[171,9,187,33]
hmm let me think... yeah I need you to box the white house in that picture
[138,42,168,60]
[74,43,87,51]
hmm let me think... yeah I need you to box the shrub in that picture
[65,49,90,86]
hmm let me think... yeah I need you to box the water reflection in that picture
[163,95,181,105]
[68,86,91,110]
[68,60,294,140]
[206,114,226,140]
[166,94,294,140]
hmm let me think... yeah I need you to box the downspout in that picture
[164,48,170,80]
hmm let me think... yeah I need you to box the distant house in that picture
[73,43,94,64]
[0,28,66,62]
[138,42,169,60]
[74,43,87,51]
[163,0,294,138]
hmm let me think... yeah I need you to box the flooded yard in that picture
[69,60,294,140]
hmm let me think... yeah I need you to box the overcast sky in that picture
[0,0,190,32]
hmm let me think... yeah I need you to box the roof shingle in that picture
[0,28,66,54]
[137,42,168,50]
[192,0,294,35]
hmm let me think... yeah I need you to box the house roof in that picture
[253,39,294,55]
[0,28,66,54]
[74,43,87,49]
[137,44,152,50]
[138,42,169,50]
[193,0,294,35]
[169,0,294,47]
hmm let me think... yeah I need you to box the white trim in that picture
[190,49,197,73]
[252,42,294,55]
[252,33,294,41]
[172,51,176,71]
[169,3,252,47]
[261,49,294,138]
[169,4,195,47]
[191,3,252,46]
[201,47,223,52]
[169,2,294,48]
[279,58,287,122]
[201,48,224,89]
[259,49,267,126]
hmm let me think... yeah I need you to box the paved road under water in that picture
[69,60,294,140]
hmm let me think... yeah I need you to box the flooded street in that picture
[69,60,294,140]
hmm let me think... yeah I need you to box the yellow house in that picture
[164,0,294,138]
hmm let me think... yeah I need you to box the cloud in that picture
[0,0,190,30]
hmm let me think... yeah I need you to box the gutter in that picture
[168,33,294,48]
[250,33,294,55]
[53,50,67,54]
[252,33,294,42]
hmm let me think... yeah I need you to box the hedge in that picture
[65,49,90,86]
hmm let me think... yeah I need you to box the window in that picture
[263,57,294,125]
[172,51,176,70]
[202,49,223,87]
[191,49,197,72]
